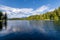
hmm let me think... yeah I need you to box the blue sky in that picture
[0,0,60,18]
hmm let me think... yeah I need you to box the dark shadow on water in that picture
[4,20,7,29]
[53,20,60,31]
[0,21,7,30]
[0,20,60,40]
[0,22,3,30]
[0,30,59,40]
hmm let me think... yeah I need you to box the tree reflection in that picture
[0,11,7,30]
[53,20,60,31]
[4,13,7,28]
[0,21,7,31]
[0,22,3,30]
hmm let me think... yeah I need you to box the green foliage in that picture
[9,7,60,20]
[0,11,7,20]
[0,11,3,20]
[19,7,60,20]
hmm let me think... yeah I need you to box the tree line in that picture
[19,7,60,20]
[0,11,7,21]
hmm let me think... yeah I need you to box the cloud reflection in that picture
[0,20,57,37]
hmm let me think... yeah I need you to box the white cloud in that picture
[0,5,33,14]
[0,5,50,18]
[48,8,55,12]
[18,8,33,13]
[35,5,49,12]
[31,5,49,15]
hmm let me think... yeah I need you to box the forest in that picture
[2,7,60,21]
[0,11,7,21]
[17,7,60,20]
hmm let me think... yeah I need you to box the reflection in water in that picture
[0,20,60,40]
[0,22,3,30]
[4,20,7,28]
[53,21,60,32]
[0,21,7,31]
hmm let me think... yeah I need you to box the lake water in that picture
[0,20,60,40]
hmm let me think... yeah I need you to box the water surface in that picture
[0,20,60,40]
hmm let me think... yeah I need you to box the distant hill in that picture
[8,17,27,20]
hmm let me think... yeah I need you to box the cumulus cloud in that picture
[0,5,33,14]
[31,5,49,15]
[48,8,55,12]
[0,5,50,18]
[35,5,49,12]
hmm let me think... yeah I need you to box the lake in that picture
[0,20,60,40]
